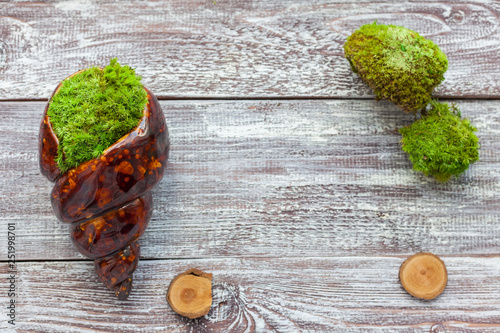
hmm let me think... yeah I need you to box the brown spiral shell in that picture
[39,72,170,299]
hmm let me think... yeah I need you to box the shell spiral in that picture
[39,78,170,300]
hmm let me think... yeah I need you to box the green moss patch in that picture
[48,58,147,172]
[344,22,448,113]
[399,101,479,182]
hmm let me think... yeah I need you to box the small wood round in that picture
[399,252,447,300]
[167,269,213,319]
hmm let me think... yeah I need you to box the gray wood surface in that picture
[1,0,499,332]
[1,1,500,99]
[1,257,499,332]
[0,100,498,261]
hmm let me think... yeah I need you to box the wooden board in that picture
[1,257,499,332]
[1,1,500,99]
[0,99,498,261]
[1,0,499,331]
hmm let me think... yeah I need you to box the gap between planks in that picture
[5,96,500,103]
[2,253,500,264]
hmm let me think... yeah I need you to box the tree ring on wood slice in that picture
[399,252,447,300]
[167,268,213,319]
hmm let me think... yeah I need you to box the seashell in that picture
[39,71,170,299]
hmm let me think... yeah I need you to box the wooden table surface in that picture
[1,1,499,332]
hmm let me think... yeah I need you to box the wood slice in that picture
[399,252,447,300]
[167,268,213,319]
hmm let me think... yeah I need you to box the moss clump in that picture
[48,58,147,172]
[344,22,448,113]
[399,101,479,182]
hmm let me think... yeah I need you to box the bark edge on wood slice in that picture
[399,252,448,300]
[167,268,213,319]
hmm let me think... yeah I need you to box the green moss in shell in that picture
[399,101,479,182]
[47,58,147,173]
[344,22,448,113]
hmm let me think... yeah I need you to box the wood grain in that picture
[1,1,499,330]
[0,99,498,260]
[1,1,500,99]
[0,257,499,332]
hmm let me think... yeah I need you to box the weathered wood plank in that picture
[0,257,499,332]
[1,1,500,99]
[0,100,498,260]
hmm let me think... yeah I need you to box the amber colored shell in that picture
[95,241,140,289]
[70,192,152,259]
[40,87,169,223]
[39,71,169,299]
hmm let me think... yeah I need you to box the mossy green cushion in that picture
[399,101,479,182]
[344,22,448,113]
[48,58,147,172]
